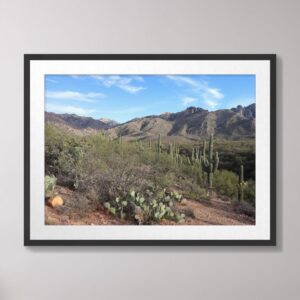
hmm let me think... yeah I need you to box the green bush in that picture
[213,170,239,198]
[243,179,255,205]
[233,200,255,218]
[213,169,255,205]
[45,175,56,198]
[45,125,86,186]
[180,178,208,201]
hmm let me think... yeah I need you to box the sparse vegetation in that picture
[45,123,255,225]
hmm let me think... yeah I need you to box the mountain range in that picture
[45,103,255,139]
[45,112,117,131]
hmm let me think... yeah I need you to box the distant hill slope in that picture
[45,103,255,139]
[108,103,255,139]
[99,118,119,127]
[45,112,118,130]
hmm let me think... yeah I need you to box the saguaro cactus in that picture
[169,143,173,160]
[139,140,143,151]
[201,134,219,189]
[157,134,162,159]
[180,156,183,166]
[238,165,246,202]
[174,144,180,165]
[187,157,191,165]
[191,146,200,164]
[195,147,199,162]
[191,147,195,163]
[198,149,202,162]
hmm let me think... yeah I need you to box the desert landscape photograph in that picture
[44,74,256,226]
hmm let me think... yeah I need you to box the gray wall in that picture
[0,0,298,299]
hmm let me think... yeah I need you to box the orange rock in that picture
[48,196,64,208]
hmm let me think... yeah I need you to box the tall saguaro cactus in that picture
[118,133,123,157]
[238,165,246,202]
[175,144,180,165]
[139,140,143,151]
[203,140,206,161]
[191,146,201,164]
[157,134,162,159]
[169,143,173,160]
[192,147,195,163]
[187,157,191,165]
[201,134,219,189]
[195,147,199,162]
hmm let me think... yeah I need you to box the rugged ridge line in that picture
[45,103,255,139]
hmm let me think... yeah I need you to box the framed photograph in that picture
[24,54,276,246]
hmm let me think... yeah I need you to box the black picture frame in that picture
[24,54,276,246]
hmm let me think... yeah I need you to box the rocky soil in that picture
[45,186,255,226]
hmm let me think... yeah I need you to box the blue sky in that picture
[45,74,255,123]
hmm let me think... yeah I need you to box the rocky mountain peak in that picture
[231,103,256,119]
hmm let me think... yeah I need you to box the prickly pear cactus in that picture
[103,188,185,224]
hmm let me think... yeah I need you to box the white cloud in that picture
[182,97,197,106]
[46,90,105,103]
[166,75,199,88]
[46,103,96,116]
[206,88,223,99]
[46,78,58,83]
[92,75,145,94]
[118,85,145,94]
[166,75,224,107]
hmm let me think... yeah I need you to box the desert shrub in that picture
[233,200,255,218]
[179,178,208,201]
[45,125,63,175]
[104,189,185,224]
[180,207,196,218]
[213,170,239,198]
[45,125,88,187]
[155,172,178,189]
[45,175,56,198]
[214,169,255,206]
[243,179,255,205]
[211,139,255,180]
[94,158,153,202]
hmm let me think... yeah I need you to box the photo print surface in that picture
[44,74,256,226]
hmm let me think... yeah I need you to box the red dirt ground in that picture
[45,186,255,226]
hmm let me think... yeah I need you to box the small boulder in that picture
[181,198,188,205]
[48,195,64,208]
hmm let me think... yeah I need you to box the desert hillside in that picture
[45,104,256,226]
[46,103,255,140]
